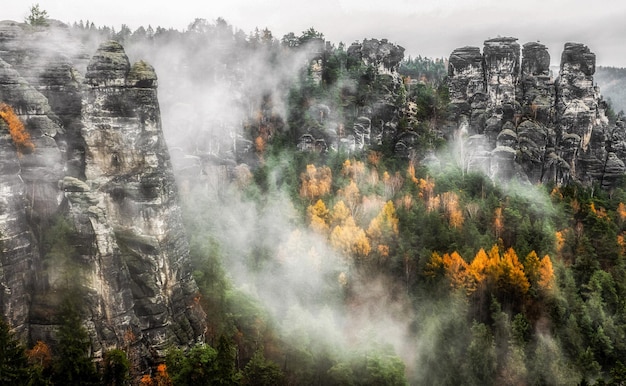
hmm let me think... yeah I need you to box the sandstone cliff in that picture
[292,38,406,154]
[447,37,625,187]
[0,21,205,365]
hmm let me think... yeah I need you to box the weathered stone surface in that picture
[77,41,206,356]
[0,23,206,368]
[555,42,610,184]
[0,55,64,340]
[85,41,130,87]
[447,37,623,187]
[448,46,486,133]
[347,38,405,73]
[519,42,555,124]
[297,38,405,153]
[484,37,520,110]
[127,60,158,88]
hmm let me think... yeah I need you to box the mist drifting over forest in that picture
[2,4,626,385]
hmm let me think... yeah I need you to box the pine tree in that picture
[25,4,49,26]
[0,316,30,384]
[102,349,130,386]
[52,295,99,385]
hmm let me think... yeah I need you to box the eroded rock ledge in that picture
[0,21,206,368]
[447,37,623,187]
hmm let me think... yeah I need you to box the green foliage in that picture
[464,322,497,385]
[102,349,130,386]
[25,3,49,26]
[324,346,407,386]
[166,344,220,386]
[398,56,447,86]
[52,293,99,385]
[241,350,285,386]
[0,316,31,384]
[62,19,626,384]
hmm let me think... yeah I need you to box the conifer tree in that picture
[25,4,49,26]
[0,316,30,384]
[52,295,99,385]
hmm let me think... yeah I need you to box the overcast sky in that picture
[5,0,626,66]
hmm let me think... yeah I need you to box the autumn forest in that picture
[3,6,626,386]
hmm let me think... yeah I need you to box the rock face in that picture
[297,38,406,153]
[347,38,405,74]
[448,46,486,134]
[0,22,205,366]
[447,37,623,187]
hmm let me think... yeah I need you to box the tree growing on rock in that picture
[0,103,34,155]
[25,4,49,26]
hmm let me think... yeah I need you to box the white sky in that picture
[5,0,626,66]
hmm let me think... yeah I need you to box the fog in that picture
[7,0,626,65]
[3,13,598,382]
[109,18,424,378]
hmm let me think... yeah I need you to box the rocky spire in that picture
[0,27,206,368]
[447,38,622,187]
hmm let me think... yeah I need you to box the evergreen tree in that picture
[241,350,285,386]
[25,4,49,26]
[0,316,30,384]
[102,349,130,386]
[52,295,99,385]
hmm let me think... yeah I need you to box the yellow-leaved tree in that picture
[538,255,554,291]
[523,250,554,293]
[339,179,361,218]
[329,200,370,258]
[307,199,330,234]
[330,216,371,258]
[425,251,476,294]
[367,201,400,262]
[523,250,541,286]
[342,159,366,182]
[499,247,530,295]
[299,164,332,201]
[441,191,464,229]
[467,248,490,293]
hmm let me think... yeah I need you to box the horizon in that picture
[4,0,626,67]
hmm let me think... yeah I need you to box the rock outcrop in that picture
[0,21,205,367]
[295,38,406,154]
[447,37,623,187]
[347,38,405,74]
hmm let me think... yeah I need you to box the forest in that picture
[3,7,626,386]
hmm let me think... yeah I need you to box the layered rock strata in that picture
[447,38,624,187]
[0,21,205,365]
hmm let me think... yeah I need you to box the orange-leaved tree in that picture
[424,251,476,294]
[0,103,34,155]
[140,363,172,386]
[537,254,554,290]
[26,340,52,369]
[617,202,626,224]
[499,247,530,296]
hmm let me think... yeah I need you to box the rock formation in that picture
[447,37,624,187]
[297,38,406,153]
[0,21,205,367]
